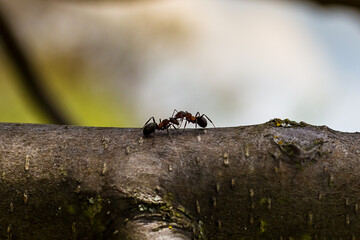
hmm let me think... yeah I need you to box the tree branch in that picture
[0,120,359,239]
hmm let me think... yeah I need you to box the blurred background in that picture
[0,0,359,132]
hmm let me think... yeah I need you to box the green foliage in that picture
[0,55,136,126]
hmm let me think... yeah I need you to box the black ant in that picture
[142,117,180,136]
[172,109,215,131]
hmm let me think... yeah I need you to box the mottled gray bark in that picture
[0,120,359,239]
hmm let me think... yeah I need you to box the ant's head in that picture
[197,116,207,128]
[169,117,180,125]
[161,119,170,124]
[143,122,157,136]
[175,111,186,118]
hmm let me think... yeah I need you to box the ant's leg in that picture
[171,109,179,117]
[181,120,188,134]
[194,112,201,133]
[171,124,181,134]
[177,117,184,128]
[141,117,156,131]
[202,114,216,128]
[144,117,156,126]
[166,127,174,142]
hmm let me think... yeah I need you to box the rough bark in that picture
[0,120,360,239]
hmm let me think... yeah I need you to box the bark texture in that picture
[0,120,360,239]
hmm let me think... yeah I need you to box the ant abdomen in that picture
[143,122,157,136]
[197,116,207,128]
